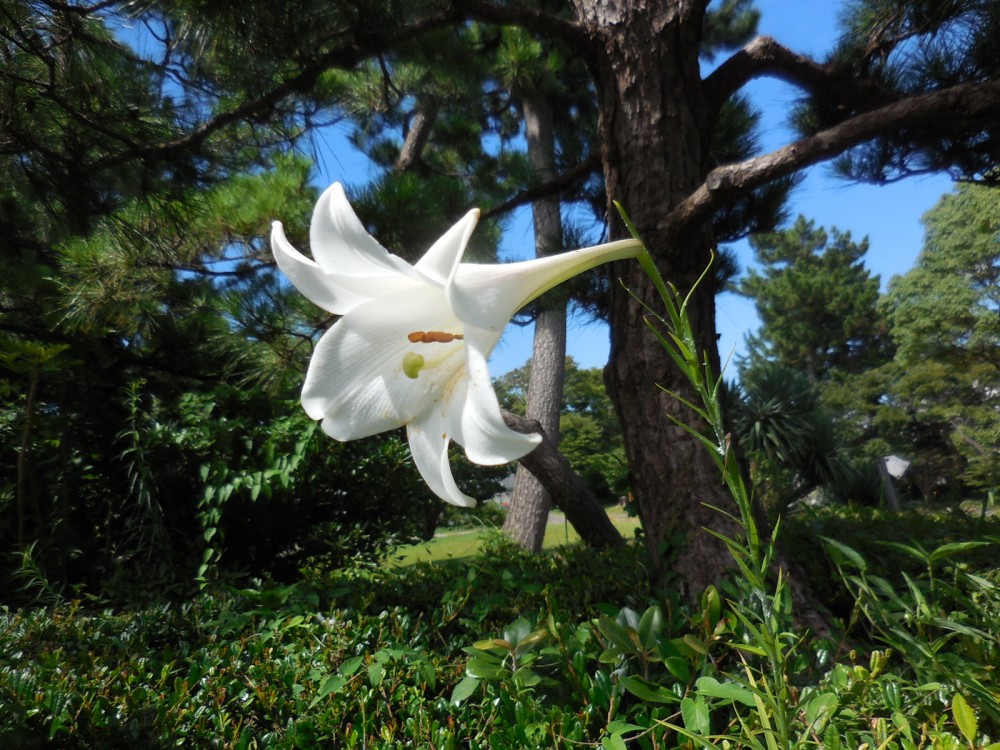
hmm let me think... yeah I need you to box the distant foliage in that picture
[499,357,627,502]
[878,184,1000,495]
[738,215,886,382]
[736,191,999,506]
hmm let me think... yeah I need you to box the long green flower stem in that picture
[616,204,796,749]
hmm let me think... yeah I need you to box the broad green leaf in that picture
[952,692,977,744]
[308,674,345,708]
[621,675,678,704]
[892,711,914,743]
[339,656,363,676]
[514,669,542,688]
[466,657,504,680]
[514,628,549,654]
[683,635,708,655]
[503,617,531,645]
[681,696,711,735]
[805,693,838,732]
[822,724,843,750]
[450,675,479,705]
[695,676,756,707]
[597,616,635,653]
[664,656,691,682]
[638,606,664,650]
[701,585,722,626]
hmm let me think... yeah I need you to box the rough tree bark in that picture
[503,90,568,551]
[457,0,999,600]
[571,0,744,595]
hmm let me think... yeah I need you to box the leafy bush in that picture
[0,539,657,749]
[781,505,1000,609]
[1,514,998,748]
[437,501,507,531]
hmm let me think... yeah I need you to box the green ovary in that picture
[402,351,426,379]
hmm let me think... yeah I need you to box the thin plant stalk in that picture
[616,203,799,749]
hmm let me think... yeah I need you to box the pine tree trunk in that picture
[503,90,567,551]
[504,306,566,550]
[573,0,744,596]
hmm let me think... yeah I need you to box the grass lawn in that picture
[389,508,641,566]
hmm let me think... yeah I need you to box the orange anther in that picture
[407,331,464,344]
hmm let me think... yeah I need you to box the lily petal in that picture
[272,221,414,315]
[414,208,480,286]
[450,328,541,464]
[449,239,643,331]
[310,183,415,279]
[303,284,466,439]
[407,419,476,507]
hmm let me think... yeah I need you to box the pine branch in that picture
[703,35,890,111]
[668,79,1000,236]
[395,101,439,173]
[482,152,601,219]
[456,0,590,51]
[85,10,468,173]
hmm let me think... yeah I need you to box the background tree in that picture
[499,30,575,551]
[728,363,841,513]
[0,4,502,595]
[876,183,999,498]
[738,215,886,382]
[558,361,629,504]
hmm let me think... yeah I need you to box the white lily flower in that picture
[272,182,641,506]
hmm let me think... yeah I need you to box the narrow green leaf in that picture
[820,537,867,571]
[606,721,645,735]
[929,541,989,563]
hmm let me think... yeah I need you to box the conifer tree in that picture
[738,215,885,383]
[879,184,999,496]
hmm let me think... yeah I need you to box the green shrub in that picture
[0,537,659,749]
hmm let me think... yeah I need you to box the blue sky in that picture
[312,0,955,375]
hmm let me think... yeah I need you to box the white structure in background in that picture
[878,454,912,510]
[882,455,912,479]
